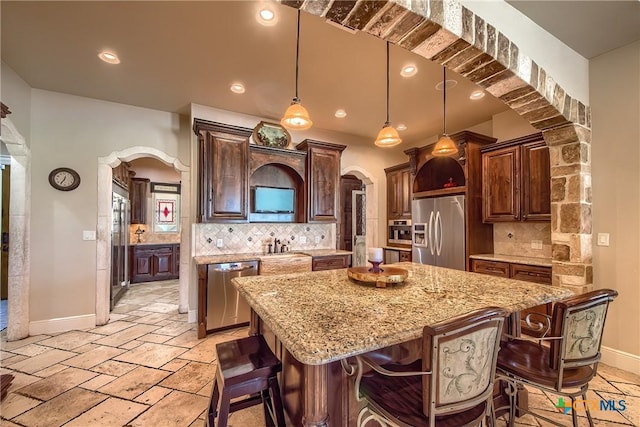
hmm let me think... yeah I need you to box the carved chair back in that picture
[547,289,618,388]
[422,307,507,418]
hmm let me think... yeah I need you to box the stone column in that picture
[544,124,593,293]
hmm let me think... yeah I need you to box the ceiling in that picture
[2,1,638,145]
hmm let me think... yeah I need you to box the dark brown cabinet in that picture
[130,244,180,283]
[311,254,351,271]
[471,258,551,336]
[130,178,149,224]
[385,163,411,220]
[482,133,550,222]
[194,119,250,222]
[297,140,346,223]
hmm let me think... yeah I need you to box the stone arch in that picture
[291,0,592,292]
[0,117,31,340]
[96,147,190,325]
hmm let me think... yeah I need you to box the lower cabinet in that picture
[130,244,180,283]
[311,254,351,271]
[471,258,551,336]
[383,248,411,264]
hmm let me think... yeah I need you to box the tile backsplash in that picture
[493,222,551,259]
[128,224,180,244]
[194,223,335,256]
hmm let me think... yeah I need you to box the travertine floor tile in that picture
[92,324,159,347]
[0,392,42,419]
[6,344,51,357]
[178,337,219,363]
[90,360,137,377]
[8,349,76,374]
[120,340,144,350]
[134,385,172,405]
[152,321,193,337]
[0,354,29,365]
[612,382,640,397]
[159,361,215,393]
[0,369,41,391]
[596,391,639,426]
[16,366,97,401]
[88,320,136,335]
[0,335,49,352]
[98,366,170,400]
[32,363,68,378]
[80,374,117,391]
[64,396,148,427]
[598,364,640,385]
[161,358,190,372]
[37,331,104,350]
[12,388,107,427]
[140,302,179,313]
[137,333,172,344]
[135,312,173,325]
[164,330,202,348]
[113,342,187,368]
[127,390,208,427]
[63,345,126,369]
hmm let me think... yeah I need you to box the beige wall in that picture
[591,40,640,366]
[1,61,32,143]
[29,89,187,321]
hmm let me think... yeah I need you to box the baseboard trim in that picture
[29,314,96,336]
[188,309,197,324]
[601,345,640,374]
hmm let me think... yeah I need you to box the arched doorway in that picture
[96,147,190,325]
[341,166,377,267]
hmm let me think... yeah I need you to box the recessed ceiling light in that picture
[470,90,485,100]
[335,109,347,118]
[98,51,120,64]
[435,79,457,90]
[230,83,245,94]
[257,7,277,26]
[400,65,417,77]
[396,123,407,131]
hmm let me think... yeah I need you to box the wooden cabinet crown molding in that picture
[480,132,544,153]
[193,118,253,138]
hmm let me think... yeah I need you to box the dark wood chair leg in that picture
[268,376,286,427]
[207,379,220,427]
[216,391,231,427]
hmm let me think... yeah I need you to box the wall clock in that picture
[48,167,81,191]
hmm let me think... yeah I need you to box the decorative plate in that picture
[253,121,291,148]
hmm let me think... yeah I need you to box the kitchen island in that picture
[232,262,573,426]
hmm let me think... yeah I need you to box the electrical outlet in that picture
[82,230,96,241]
[597,233,610,247]
[299,236,307,244]
[314,236,320,244]
[531,240,543,249]
[216,238,224,248]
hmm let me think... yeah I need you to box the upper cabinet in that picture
[194,119,250,223]
[296,140,346,223]
[481,133,550,223]
[130,178,149,224]
[385,163,411,220]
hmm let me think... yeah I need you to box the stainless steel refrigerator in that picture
[412,195,466,270]
[111,184,130,309]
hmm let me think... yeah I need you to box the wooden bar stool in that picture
[207,335,286,427]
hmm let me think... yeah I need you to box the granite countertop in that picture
[193,249,352,265]
[232,262,573,365]
[470,253,552,267]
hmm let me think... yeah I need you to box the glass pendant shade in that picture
[432,134,458,156]
[281,9,312,131]
[374,123,402,147]
[281,99,312,130]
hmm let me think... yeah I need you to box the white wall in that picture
[590,40,640,369]
[29,89,187,322]
[460,0,589,104]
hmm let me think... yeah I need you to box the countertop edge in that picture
[470,253,552,267]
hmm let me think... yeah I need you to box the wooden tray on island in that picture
[347,266,408,288]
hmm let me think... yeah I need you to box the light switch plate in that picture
[299,236,307,244]
[216,238,224,248]
[597,233,610,247]
[314,236,321,244]
[83,230,96,241]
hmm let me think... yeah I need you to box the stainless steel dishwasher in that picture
[206,260,258,332]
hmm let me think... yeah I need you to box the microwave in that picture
[388,219,412,244]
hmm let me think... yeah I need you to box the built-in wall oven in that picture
[388,219,412,245]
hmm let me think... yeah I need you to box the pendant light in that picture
[432,66,458,156]
[374,41,402,148]
[281,9,312,131]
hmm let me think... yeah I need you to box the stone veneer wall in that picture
[193,223,335,256]
[283,0,593,294]
[493,223,551,259]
